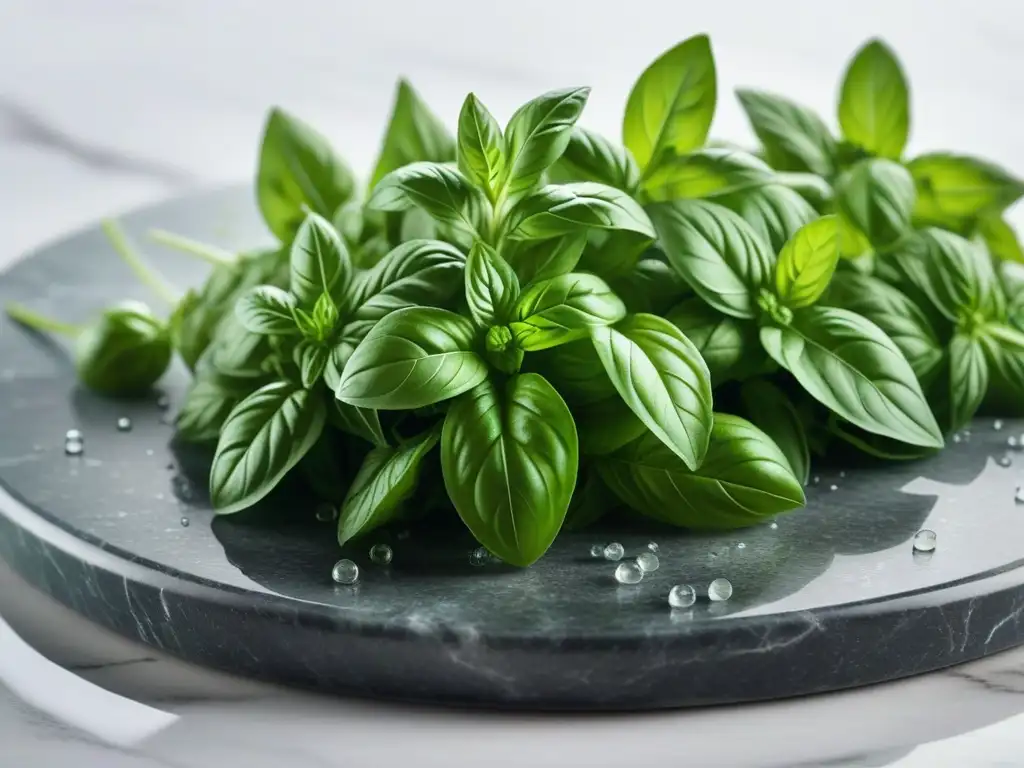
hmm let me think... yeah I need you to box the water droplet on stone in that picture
[839,471,846,478]
[708,578,733,602]
[314,503,336,522]
[157,395,170,410]
[668,584,696,609]
[995,419,1004,431]
[590,544,604,558]
[770,522,779,530]
[812,475,820,485]
[116,417,132,432]
[1016,486,1024,504]
[953,433,962,443]
[603,542,625,561]
[369,543,393,565]
[830,484,839,492]
[469,547,489,566]
[737,542,746,550]
[65,429,82,441]
[636,552,660,573]
[331,559,359,584]
[1010,436,1020,449]
[179,516,189,527]
[913,529,937,553]
[64,433,83,456]
[614,561,643,585]
[999,455,1013,468]
[647,541,659,553]
[145,449,154,457]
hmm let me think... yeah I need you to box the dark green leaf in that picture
[294,341,330,388]
[648,199,774,318]
[551,126,640,192]
[716,183,817,254]
[739,379,810,485]
[322,338,355,393]
[505,182,655,242]
[828,415,934,460]
[946,333,989,431]
[838,39,910,160]
[775,215,840,308]
[441,374,578,566]
[507,232,587,284]
[572,395,646,456]
[623,34,716,172]
[289,213,351,308]
[564,469,612,531]
[465,241,520,328]
[511,273,625,351]
[759,305,944,447]
[256,108,356,241]
[337,428,440,546]
[235,286,298,335]
[598,414,805,528]
[210,382,327,514]
[330,400,388,447]
[206,315,272,379]
[908,153,1024,227]
[834,158,915,249]
[665,298,762,383]
[610,257,690,315]
[591,313,713,469]
[528,337,615,405]
[175,378,243,443]
[457,93,504,201]
[370,79,455,190]
[641,148,774,202]
[736,89,835,177]
[367,162,484,240]
[337,307,487,410]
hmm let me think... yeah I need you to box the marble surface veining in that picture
[6,0,1024,765]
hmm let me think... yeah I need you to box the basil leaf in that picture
[289,213,351,308]
[176,378,242,443]
[528,338,615,405]
[457,93,504,201]
[739,379,810,485]
[465,241,520,328]
[641,148,774,202]
[507,232,587,285]
[611,257,690,315]
[256,108,356,242]
[648,199,773,319]
[946,333,989,431]
[322,339,355,393]
[564,469,612,531]
[736,89,835,177]
[828,416,934,461]
[837,212,873,260]
[759,305,944,448]
[207,315,272,379]
[337,307,487,410]
[573,395,646,456]
[552,126,640,192]
[824,272,943,380]
[598,414,805,528]
[575,228,652,280]
[505,182,655,242]
[980,322,1024,397]
[716,183,817,255]
[441,374,577,566]
[367,162,484,240]
[337,428,440,546]
[976,213,1024,264]
[666,298,762,383]
[775,172,834,214]
[591,313,713,469]
[294,341,330,389]
[500,87,590,206]
[311,292,340,340]
[511,273,626,351]
[210,382,327,514]
[370,79,455,189]
[838,39,910,160]
[908,153,1024,227]
[330,400,387,448]
[775,215,840,308]
[623,34,716,173]
[235,286,299,336]
[834,158,915,250]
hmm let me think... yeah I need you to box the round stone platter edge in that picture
[1,186,1024,711]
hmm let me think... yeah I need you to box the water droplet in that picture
[736,542,746,550]
[590,544,604,558]
[64,435,83,456]
[953,433,962,444]
[635,552,660,573]
[469,547,489,566]
[839,471,846,478]
[65,429,82,441]
[331,559,359,584]
[314,503,337,522]
[770,522,779,530]
[964,430,972,441]
[913,529,937,553]
[668,584,696,609]
[603,542,625,561]
[179,516,189,527]
[1016,486,1024,504]
[647,541,659,553]
[1010,436,1020,449]
[999,455,1013,468]
[708,578,733,602]
[995,419,1005,431]
[157,395,170,410]
[830,484,839,492]
[171,474,196,503]
[145,449,154,457]
[614,561,643,585]
[812,475,820,485]
[369,543,393,565]
[116,417,132,432]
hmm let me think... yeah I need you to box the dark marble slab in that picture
[2,187,1024,710]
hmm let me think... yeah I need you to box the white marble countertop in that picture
[5,1,1024,765]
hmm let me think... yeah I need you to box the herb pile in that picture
[8,35,1024,567]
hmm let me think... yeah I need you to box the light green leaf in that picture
[465,241,520,328]
[322,339,355,393]
[775,172,834,213]
[505,182,655,242]
[976,213,1024,264]
[838,39,910,160]
[598,414,805,528]
[835,158,915,250]
[908,153,1024,227]
[980,322,1024,397]
[775,215,840,308]
[256,108,356,241]
[665,298,762,384]
[210,382,327,514]
[648,199,774,318]
[623,34,716,172]
[501,87,590,206]
[759,305,944,448]
[367,161,483,239]
[337,307,487,410]
[551,126,640,192]
[641,148,774,202]
[441,374,578,566]
[946,333,989,431]
[235,286,299,336]
[288,212,351,308]
[716,183,817,255]
[176,378,243,443]
[294,341,330,388]
[457,93,504,201]
[370,79,455,190]
[736,89,835,177]
[337,428,439,546]
[511,273,625,351]
[739,379,810,485]
[506,231,587,285]
[591,313,713,469]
